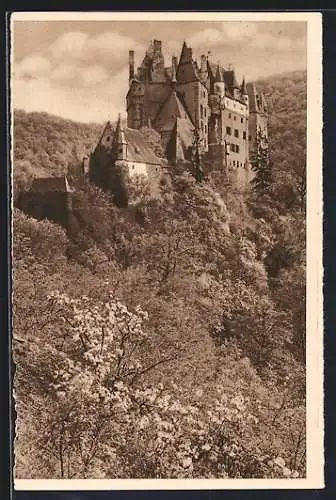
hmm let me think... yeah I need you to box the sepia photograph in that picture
[11,11,323,489]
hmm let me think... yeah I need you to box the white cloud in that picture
[50,31,89,60]
[89,31,143,53]
[50,63,78,82]
[12,65,128,123]
[15,54,52,79]
[221,22,259,41]
[80,65,109,86]
[251,32,302,52]
[187,28,224,49]
[49,29,143,71]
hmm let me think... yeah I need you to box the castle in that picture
[89,39,269,203]
[20,38,269,225]
[126,39,268,174]
[89,38,269,204]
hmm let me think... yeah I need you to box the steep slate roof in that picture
[153,90,192,131]
[165,117,194,163]
[223,69,240,89]
[30,176,73,193]
[95,120,114,151]
[215,63,224,82]
[208,61,242,97]
[176,41,204,85]
[124,128,162,165]
[246,82,267,113]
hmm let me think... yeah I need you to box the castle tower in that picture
[129,50,135,81]
[176,41,209,152]
[114,114,128,161]
[126,78,145,129]
[214,63,225,97]
[246,82,268,152]
[199,54,208,83]
[241,77,248,106]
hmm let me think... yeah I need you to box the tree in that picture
[250,128,272,194]
[191,127,204,184]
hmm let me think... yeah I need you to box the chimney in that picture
[171,56,177,83]
[129,50,134,80]
[153,39,162,55]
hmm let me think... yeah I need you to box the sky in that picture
[12,18,307,123]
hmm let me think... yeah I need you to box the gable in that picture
[96,121,114,150]
[165,117,194,163]
[154,90,193,131]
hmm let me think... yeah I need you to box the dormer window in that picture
[106,136,110,141]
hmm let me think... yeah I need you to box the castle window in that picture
[200,104,203,118]
[243,131,246,140]
[230,143,235,152]
[226,126,231,135]
[235,145,239,153]
[241,117,244,123]
[234,129,239,138]
[234,116,236,121]
[106,136,110,141]
[233,160,236,166]
[205,125,207,134]
[249,135,252,141]
[228,113,231,118]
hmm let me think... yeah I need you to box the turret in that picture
[199,54,208,83]
[129,50,135,81]
[214,63,225,97]
[241,77,249,106]
[114,114,128,160]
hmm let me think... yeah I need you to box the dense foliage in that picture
[13,70,307,479]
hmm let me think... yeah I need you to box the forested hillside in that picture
[13,110,102,199]
[13,70,307,479]
[255,70,307,212]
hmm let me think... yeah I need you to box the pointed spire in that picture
[215,63,223,82]
[181,41,188,57]
[179,41,192,64]
[115,114,127,145]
